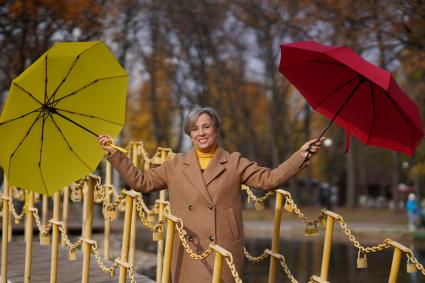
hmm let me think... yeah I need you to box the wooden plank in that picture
[0,240,154,283]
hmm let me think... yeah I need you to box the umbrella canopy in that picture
[279,41,423,156]
[0,41,128,195]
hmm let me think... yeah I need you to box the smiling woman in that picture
[98,106,323,283]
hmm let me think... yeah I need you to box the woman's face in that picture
[190,113,218,151]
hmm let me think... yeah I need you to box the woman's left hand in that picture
[300,137,325,159]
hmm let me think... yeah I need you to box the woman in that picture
[98,107,323,283]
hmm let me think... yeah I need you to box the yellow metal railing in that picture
[1,141,425,283]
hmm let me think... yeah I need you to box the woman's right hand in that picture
[98,135,117,156]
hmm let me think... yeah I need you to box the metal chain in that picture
[9,200,25,223]
[58,222,83,251]
[128,265,137,283]
[134,197,168,232]
[276,253,298,283]
[103,191,127,211]
[241,185,275,207]
[174,218,214,260]
[135,193,153,215]
[243,247,269,262]
[406,250,425,275]
[90,241,119,276]
[30,207,52,234]
[224,252,243,283]
[285,196,324,226]
[337,217,391,253]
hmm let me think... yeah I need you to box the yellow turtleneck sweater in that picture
[195,145,217,170]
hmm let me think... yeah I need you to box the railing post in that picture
[1,174,10,283]
[161,214,178,283]
[320,210,340,281]
[268,190,284,283]
[387,240,410,283]
[42,194,49,230]
[8,186,12,243]
[24,191,35,283]
[157,148,167,283]
[129,143,139,266]
[119,190,138,283]
[50,191,61,283]
[82,176,95,283]
[212,245,230,283]
[61,186,69,246]
[104,160,113,260]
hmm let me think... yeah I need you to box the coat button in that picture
[209,235,214,242]
[188,236,193,242]
[188,205,193,210]
[208,204,213,210]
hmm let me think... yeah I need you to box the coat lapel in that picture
[203,147,227,187]
[182,147,213,203]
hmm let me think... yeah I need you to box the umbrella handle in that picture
[299,151,311,169]
[106,141,128,154]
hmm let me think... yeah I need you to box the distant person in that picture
[319,182,332,210]
[406,193,418,231]
[98,107,324,283]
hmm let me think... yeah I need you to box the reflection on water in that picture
[243,238,425,283]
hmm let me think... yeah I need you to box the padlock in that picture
[153,205,159,214]
[118,200,126,212]
[304,225,318,237]
[40,232,50,245]
[71,188,82,202]
[283,201,294,213]
[103,208,117,221]
[406,259,417,273]
[148,212,156,222]
[14,218,21,224]
[69,249,77,261]
[153,231,164,241]
[357,251,368,268]
[255,201,264,210]
[94,189,103,203]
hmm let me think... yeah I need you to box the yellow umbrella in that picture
[0,41,128,195]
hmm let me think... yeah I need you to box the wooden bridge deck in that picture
[0,239,155,283]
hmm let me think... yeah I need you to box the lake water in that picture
[243,238,425,283]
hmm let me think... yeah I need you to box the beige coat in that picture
[107,147,306,283]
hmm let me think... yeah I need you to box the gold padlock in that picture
[40,232,50,245]
[357,251,368,268]
[148,212,156,222]
[304,225,318,237]
[153,231,164,241]
[71,188,82,202]
[14,218,21,224]
[406,259,417,273]
[283,201,294,213]
[255,201,264,210]
[103,209,117,221]
[152,205,159,214]
[94,189,103,203]
[69,249,77,261]
[118,200,126,212]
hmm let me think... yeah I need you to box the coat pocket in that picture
[225,208,240,241]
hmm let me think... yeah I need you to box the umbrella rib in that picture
[48,113,94,173]
[366,82,377,145]
[46,56,79,105]
[52,75,128,106]
[55,108,123,126]
[314,75,361,109]
[13,83,43,106]
[47,41,104,105]
[0,108,42,126]
[38,112,49,195]
[52,111,98,137]
[7,111,44,182]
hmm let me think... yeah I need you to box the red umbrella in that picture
[279,41,423,159]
